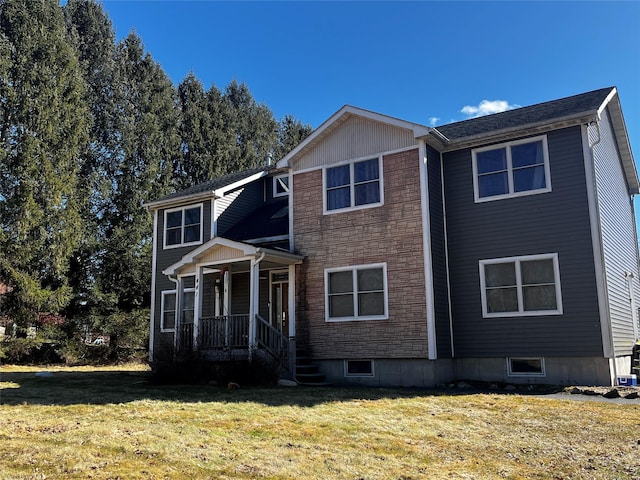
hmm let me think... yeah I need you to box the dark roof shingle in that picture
[150,165,271,205]
[436,87,614,141]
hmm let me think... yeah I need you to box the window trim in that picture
[160,290,177,333]
[344,359,375,377]
[507,357,546,377]
[472,135,551,203]
[324,263,388,322]
[479,253,563,318]
[273,174,290,198]
[163,203,204,250]
[322,155,384,215]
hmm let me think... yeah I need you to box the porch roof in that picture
[162,237,303,276]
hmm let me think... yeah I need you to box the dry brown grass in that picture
[1,365,639,479]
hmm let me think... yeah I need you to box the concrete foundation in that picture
[313,356,624,387]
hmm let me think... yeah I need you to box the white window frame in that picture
[472,135,551,203]
[479,253,563,318]
[160,290,177,332]
[163,203,204,249]
[344,359,375,377]
[322,155,384,214]
[507,357,546,377]
[273,174,290,198]
[324,263,388,322]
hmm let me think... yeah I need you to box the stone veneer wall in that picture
[293,148,429,359]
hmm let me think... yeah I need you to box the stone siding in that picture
[293,148,429,359]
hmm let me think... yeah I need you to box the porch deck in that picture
[177,314,291,370]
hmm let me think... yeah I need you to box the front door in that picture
[271,271,289,335]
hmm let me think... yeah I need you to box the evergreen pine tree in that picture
[0,0,90,324]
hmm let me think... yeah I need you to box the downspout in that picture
[167,274,180,359]
[248,251,267,360]
[418,139,437,360]
[585,119,618,384]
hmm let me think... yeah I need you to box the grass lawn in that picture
[1,365,639,479]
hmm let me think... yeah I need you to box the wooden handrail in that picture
[255,314,288,369]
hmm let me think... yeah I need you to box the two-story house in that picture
[146,86,639,386]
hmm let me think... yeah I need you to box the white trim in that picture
[163,203,204,250]
[344,359,375,377]
[322,155,384,215]
[582,124,613,357]
[160,290,177,332]
[149,210,159,362]
[288,169,294,252]
[210,197,218,238]
[213,170,269,197]
[418,140,437,360]
[479,253,563,318]
[440,152,455,358]
[288,264,296,338]
[472,135,551,203]
[273,173,290,198]
[506,357,546,377]
[324,263,389,322]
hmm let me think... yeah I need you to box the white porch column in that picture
[193,265,203,351]
[248,257,260,359]
[222,269,230,316]
[173,277,183,355]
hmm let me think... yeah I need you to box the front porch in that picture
[164,238,302,375]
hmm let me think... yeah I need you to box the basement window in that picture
[507,357,545,377]
[344,360,374,377]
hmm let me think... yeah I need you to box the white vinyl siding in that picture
[473,136,551,202]
[479,253,563,318]
[591,110,640,353]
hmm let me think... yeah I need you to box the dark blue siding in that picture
[443,126,603,357]
[427,145,452,358]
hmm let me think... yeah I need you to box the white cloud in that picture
[460,99,520,118]
[427,116,440,127]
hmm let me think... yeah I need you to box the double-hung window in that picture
[325,157,382,213]
[160,288,195,332]
[161,291,177,331]
[164,204,203,248]
[473,136,550,202]
[325,263,388,322]
[479,253,562,317]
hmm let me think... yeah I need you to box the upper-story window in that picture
[472,136,551,202]
[273,174,289,197]
[324,157,383,213]
[164,204,203,249]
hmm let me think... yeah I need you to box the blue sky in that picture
[102,1,639,158]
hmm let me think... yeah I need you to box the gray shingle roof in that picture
[435,87,614,141]
[148,165,272,206]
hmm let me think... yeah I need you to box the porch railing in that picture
[178,322,194,352]
[178,315,288,369]
[199,315,249,349]
[255,314,288,369]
